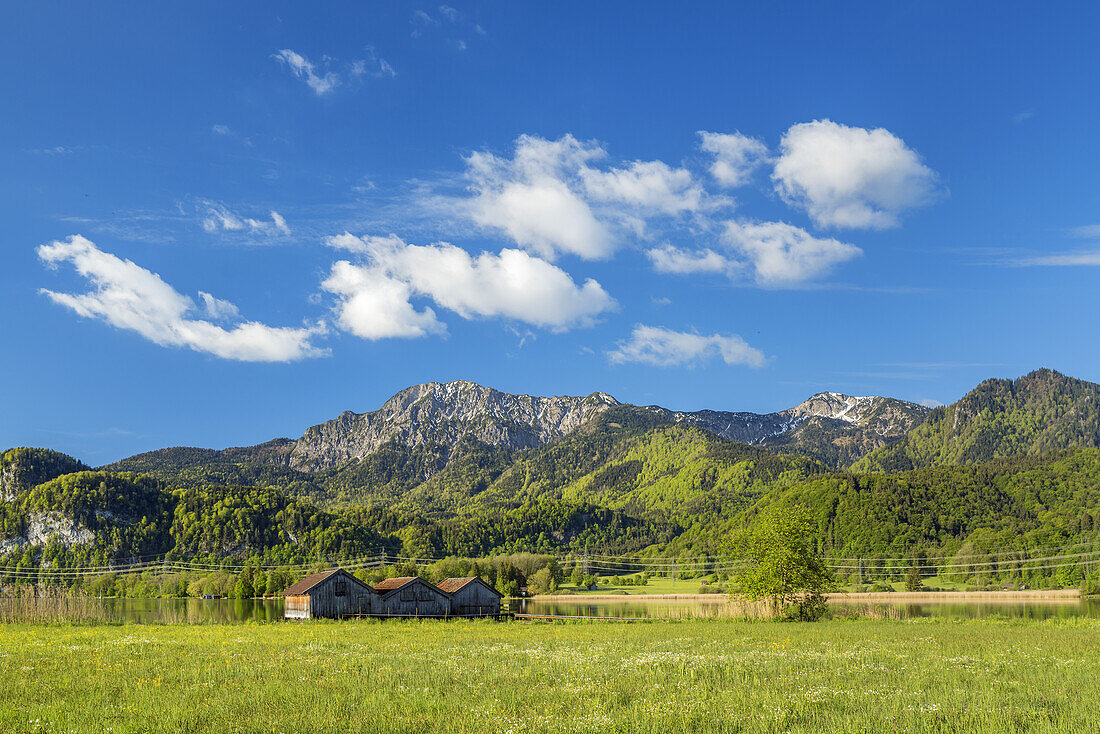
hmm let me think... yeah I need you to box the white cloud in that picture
[350,46,396,79]
[321,233,616,339]
[1013,250,1100,267]
[1069,224,1100,239]
[273,50,340,95]
[211,124,231,136]
[723,220,862,286]
[608,325,766,368]
[465,136,612,260]
[772,119,940,229]
[269,211,291,234]
[198,292,241,321]
[698,131,769,187]
[463,134,711,260]
[581,160,705,215]
[919,398,945,408]
[322,259,445,339]
[37,235,326,362]
[200,203,290,237]
[646,245,732,275]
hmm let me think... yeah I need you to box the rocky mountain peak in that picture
[785,392,886,424]
[287,380,620,471]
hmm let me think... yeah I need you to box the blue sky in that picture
[3,2,1099,463]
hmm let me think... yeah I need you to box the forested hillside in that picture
[1,447,89,500]
[854,369,1100,472]
[4,370,1100,591]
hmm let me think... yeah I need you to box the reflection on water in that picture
[511,596,1100,621]
[97,597,288,623]
[1,595,1098,623]
[0,596,286,624]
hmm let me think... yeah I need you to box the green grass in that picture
[1,618,1098,733]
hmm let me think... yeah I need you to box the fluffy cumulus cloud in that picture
[646,244,733,276]
[698,131,770,187]
[463,134,710,261]
[724,220,862,286]
[608,325,766,368]
[646,220,860,286]
[321,233,616,339]
[772,120,940,229]
[37,236,326,361]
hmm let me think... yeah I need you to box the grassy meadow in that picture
[1,618,1098,733]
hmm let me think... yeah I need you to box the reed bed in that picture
[0,588,121,625]
[1,617,1098,733]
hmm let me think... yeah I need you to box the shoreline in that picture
[523,589,1083,602]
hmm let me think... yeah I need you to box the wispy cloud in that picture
[608,325,766,368]
[1069,224,1100,239]
[274,47,395,95]
[1009,250,1100,267]
[273,49,340,95]
[29,146,76,155]
[198,201,291,238]
[411,6,484,46]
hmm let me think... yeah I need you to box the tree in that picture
[234,569,254,599]
[905,565,924,591]
[570,565,584,587]
[732,505,836,620]
[528,567,557,595]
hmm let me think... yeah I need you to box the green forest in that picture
[3,370,1100,594]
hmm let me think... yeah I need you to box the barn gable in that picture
[375,576,453,617]
[438,577,502,616]
[281,569,376,619]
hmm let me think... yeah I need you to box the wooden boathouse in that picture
[281,568,376,620]
[280,571,506,620]
[437,577,502,616]
[373,576,453,617]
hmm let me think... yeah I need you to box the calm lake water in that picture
[511,595,1100,621]
[3,595,1098,623]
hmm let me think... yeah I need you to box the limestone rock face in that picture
[648,392,927,446]
[288,380,620,471]
[0,512,95,555]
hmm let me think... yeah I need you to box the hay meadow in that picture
[1,617,1098,733]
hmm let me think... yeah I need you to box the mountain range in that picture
[107,380,929,477]
[3,368,1100,580]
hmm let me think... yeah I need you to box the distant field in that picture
[1,618,1098,733]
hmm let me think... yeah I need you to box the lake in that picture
[512,593,1100,620]
[2,593,1097,623]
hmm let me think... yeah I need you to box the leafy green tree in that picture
[234,571,254,599]
[905,565,924,591]
[732,505,836,620]
[528,567,557,595]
